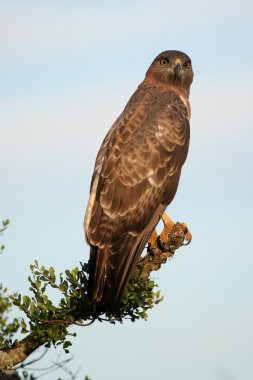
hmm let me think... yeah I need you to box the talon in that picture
[183,226,188,234]
[180,222,192,245]
[149,214,192,252]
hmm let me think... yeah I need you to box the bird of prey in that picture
[84,50,193,308]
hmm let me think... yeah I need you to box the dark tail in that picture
[88,210,163,309]
[88,233,150,310]
[88,245,109,302]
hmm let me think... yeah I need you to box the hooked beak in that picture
[173,59,182,80]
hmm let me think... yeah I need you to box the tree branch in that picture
[0,333,41,371]
[135,222,190,278]
[0,221,190,373]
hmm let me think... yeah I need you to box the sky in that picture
[1,0,253,379]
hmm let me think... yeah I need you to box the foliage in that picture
[0,284,19,350]
[11,261,163,353]
[112,273,163,322]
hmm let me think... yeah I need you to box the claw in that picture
[148,212,192,254]
[181,223,192,245]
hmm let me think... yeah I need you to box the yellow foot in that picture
[148,212,192,251]
[147,212,174,252]
[148,230,158,246]
[160,212,174,243]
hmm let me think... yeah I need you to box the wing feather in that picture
[84,84,190,306]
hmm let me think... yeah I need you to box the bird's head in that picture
[146,50,194,95]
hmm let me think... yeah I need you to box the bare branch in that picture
[14,348,48,369]
[135,222,190,278]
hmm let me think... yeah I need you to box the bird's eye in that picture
[160,58,169,66]
[183,61,191,68]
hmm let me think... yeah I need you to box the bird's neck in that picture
[143,79,191,119]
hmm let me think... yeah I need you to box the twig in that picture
[14,348,48,369]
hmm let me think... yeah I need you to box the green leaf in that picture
[20,319,27,330]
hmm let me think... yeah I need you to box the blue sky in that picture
[1,1,253,379]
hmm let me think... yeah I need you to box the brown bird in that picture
[84,50,193,308]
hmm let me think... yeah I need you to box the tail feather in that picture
[88,246,108,302]
[103,233,149,307]
[88,207,164,309]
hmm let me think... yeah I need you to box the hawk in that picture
[84,50,193,308]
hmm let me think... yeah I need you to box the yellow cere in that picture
[174,58,182,65]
